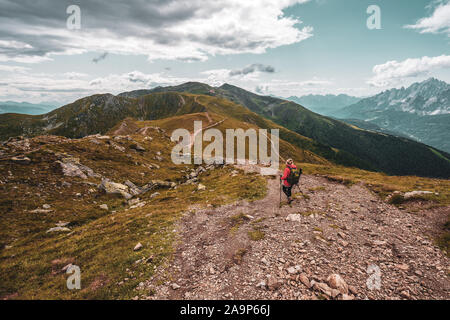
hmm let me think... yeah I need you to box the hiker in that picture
[280,159,301,204]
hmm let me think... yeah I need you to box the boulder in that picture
[130,143,146,152]
[57,160,87,179]
[133,243,143,251]
[99,179,132,199]
[403,191,434,199]
[124,180,141,196]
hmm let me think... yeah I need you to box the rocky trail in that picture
[143,167,449,300]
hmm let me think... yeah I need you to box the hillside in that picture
[120,82,450,178]
[1,131,448,300]
[0,91,374,174]
[1,95,449,300]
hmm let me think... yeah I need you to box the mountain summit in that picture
[338,78,450,118]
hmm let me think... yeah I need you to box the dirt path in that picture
[188,115,226,149]
[144,169,449,300]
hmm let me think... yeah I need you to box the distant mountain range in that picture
[337,78,449,117]
[0,101,57,115]
[286,94,361,116]
[287,78,450,153]
[333,78,450,153]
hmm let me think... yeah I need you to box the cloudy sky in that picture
[0,0,449,105]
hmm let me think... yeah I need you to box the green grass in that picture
[0,133,267,299]
[248,225,265,241]
[302,163,450,206]
[229,213,251,235]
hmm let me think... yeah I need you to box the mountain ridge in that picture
[1,83,450,178]
[119,82,450,178]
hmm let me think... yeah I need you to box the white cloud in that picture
[0,68,193,104]
[0,64,30,73]
[0,0,313,63]
[250,78,334,96]
[368,55,450,87]
[405,1,450,35]
[63,72,89,79]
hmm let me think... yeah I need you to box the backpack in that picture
[287,167,302,186]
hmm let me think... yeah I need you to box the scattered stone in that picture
[30,209,53,214]
[396,264,410,272]
[62,264,73,272]
[57,157,99,180]
[46,226,71,233]
[313,282,333,297]
[131,143,146,152]
[285,214,302,222]
[299,273,311,288]
[100,204,109,210]
[150,192,160,199]
[171,283,180,290]
[134,243,143,251]
[197,184,206,191]
[57,160,87,179]
[42,204,51,209]
[11,156,31,164]
[287,265,301,275]
[267,277,283,291]
[99,179,132,199]
[403,191,433,199]
[348,285,358,295]
[327,274,348,295]
[400,290,411,299]
[256,280,267,289]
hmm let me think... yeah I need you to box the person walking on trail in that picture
[280,159,301,205]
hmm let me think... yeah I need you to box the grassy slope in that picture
[0,132,266,299]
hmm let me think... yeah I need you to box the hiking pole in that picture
[279,176,282,208]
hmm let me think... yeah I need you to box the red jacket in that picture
[281,164,297,187]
